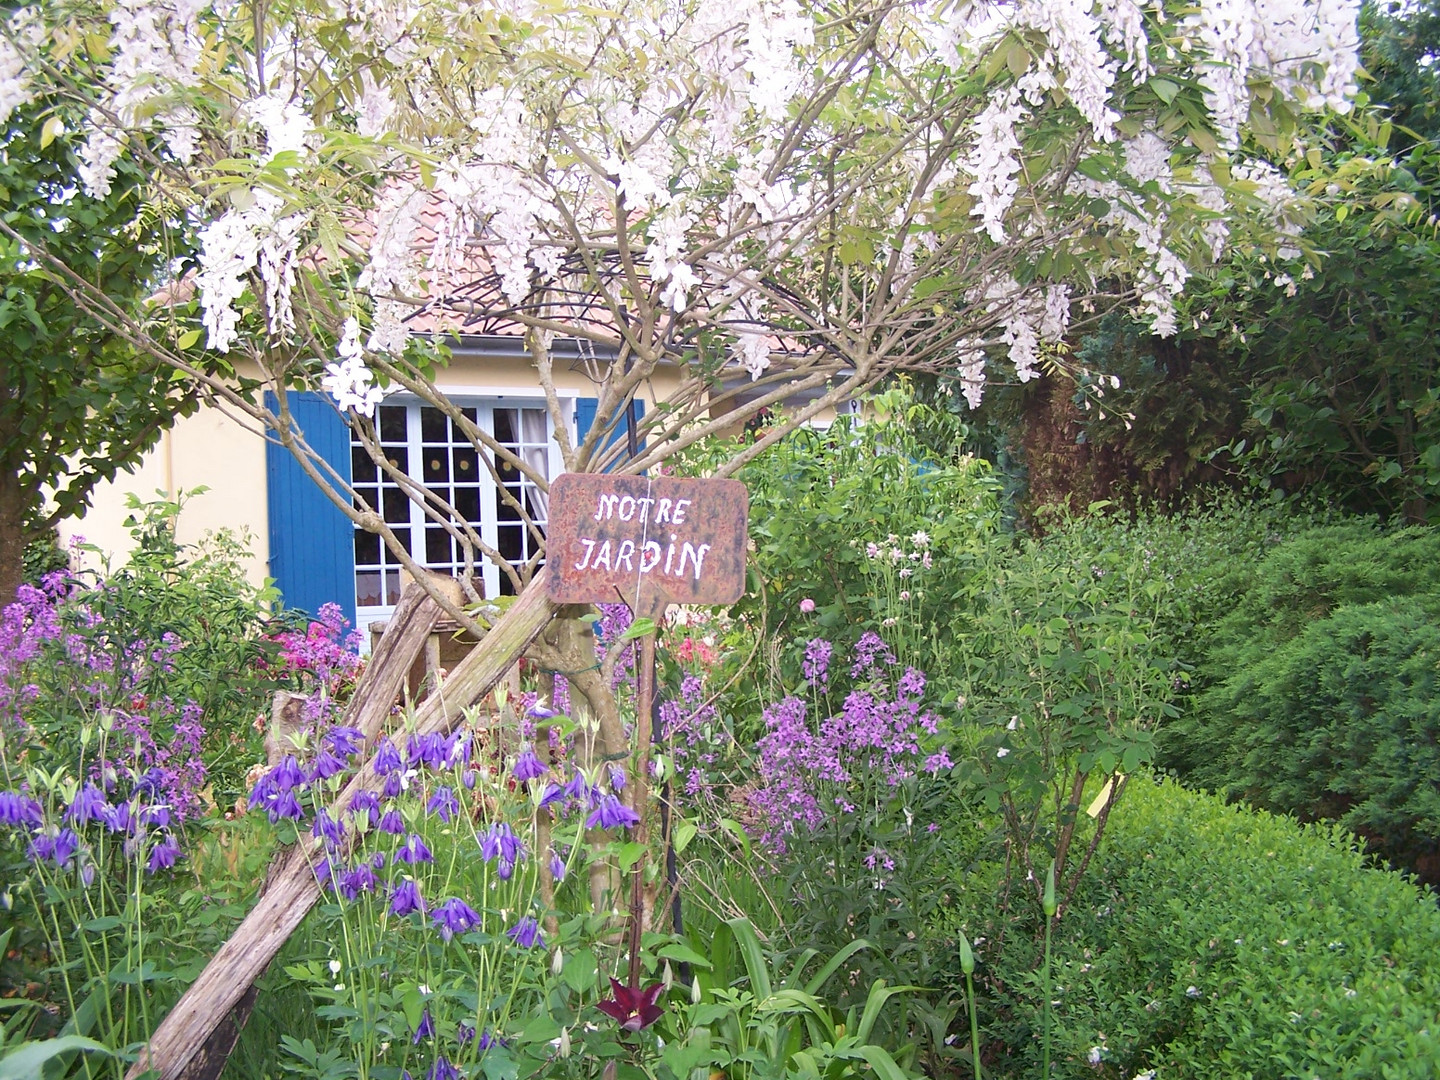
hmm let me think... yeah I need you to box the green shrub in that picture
[1161,522,1440,877]
[934,776,1440,1079]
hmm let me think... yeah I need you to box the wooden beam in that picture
[127,575,557,1080]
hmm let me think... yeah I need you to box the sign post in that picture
[546,473,748,989]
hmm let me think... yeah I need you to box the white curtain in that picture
[520,408,550,521]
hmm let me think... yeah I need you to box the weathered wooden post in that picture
[545,473,748,988]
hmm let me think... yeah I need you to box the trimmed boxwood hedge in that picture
[1037,776,1440,1079]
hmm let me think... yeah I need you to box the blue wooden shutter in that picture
[265,391,355,628]
[574,396,646,472]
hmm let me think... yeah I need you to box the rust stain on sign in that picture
[546,473,749,608]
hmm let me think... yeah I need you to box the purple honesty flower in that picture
[147,832,182,873]
[923,750,953,774]
[586,794,640,831]
[426,786,459,823]
[511,747,546,783]
[431,897,481,942]
[413,1007,435,1044]
[327,726,364,757]
[391,878,425,917]
[311,808,346,848]
[65,783,108,827]
[378,808,405,835]
[506,915,543,949]
[802,638,833,688]
[397,833,433,865]
[0,791,44,830]
[480,822,523,866]
[374,737,403,774]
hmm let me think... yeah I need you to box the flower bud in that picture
[959,935,975,975]
[690,976,703,1005]
[558,1027,571,1058]
[551,946,564,976]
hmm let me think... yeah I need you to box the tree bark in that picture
[0,467,28,609]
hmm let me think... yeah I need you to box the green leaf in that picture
[620,617,657,641]
[617,841,648,870]
[176,328,201,350]
[655,942,713,969]
[38,117,64,150]
[1149,77,1180,104]
[673,819,698,853]
[0,1036,112,1080]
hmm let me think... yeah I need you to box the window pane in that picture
[383,446,408,474]
[493,408,516,444]
[497,484,522,522]
[424,450,450,483]
[379,405,407,443]
[425,526,451,565]
[421,406,448,443]
[355,571,383,608]
[352,446,377,484]
[382,488,410,524]
[353,485,378,514]
[454,487,479,521]
[354,530,380,566]
[453,445,478,481]
[384,570,402,606]
[496,523,523,563]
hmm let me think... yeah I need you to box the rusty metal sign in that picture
[546,473,749,611]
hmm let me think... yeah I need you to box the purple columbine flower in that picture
[348,791,380,829]
[426,787,459,823]
[102,799,139,834]
[338,864,378,901]
[311,809,345,848]
[373,737,403,774]
[586,794,640,831]
[308,747,347,782]
[456,1022,475,1046]
[608,764,627,792]
[477,1030,505,1050]
[549,850,566,883]
[442,732,471,768]
[378,808,405,835]
[427,1056,461,1080]
[0,791,44,830]
[51,828,80,869]
[65,783,108,827]
[27,833,54,864]
[397,833,433,865]
[563,770,591,802]
[382,772,406,799]
[506,915,543,949]
[327,726,364,757]
[269,756,307,792]
[407,733,447,771]
[147,832,182,873]
[267,788,304,824]
[412,1006,435,1044]
[480,822,522,866]
[538,782,566,809]
[141,803,171,828]
[391,878,425,917]
[511,747,546,783]
[462,770,478,791]
[431,897,481,942]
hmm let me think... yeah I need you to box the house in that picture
[63,332,666,634]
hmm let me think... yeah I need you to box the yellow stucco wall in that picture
[61,345,686,588]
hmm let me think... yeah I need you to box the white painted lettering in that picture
[679,542,711,580]
[594,494,619,521]
[672,499,691,525]
[618,496,636,521]
[655,498,672,524]
[592,540,613,572]
[639,541,662,573]
[636,497,655,523]
[663,534,677,576]
[573,537,597,571]
[615,539,636,572]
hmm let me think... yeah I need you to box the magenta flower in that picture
[799,598,816,613]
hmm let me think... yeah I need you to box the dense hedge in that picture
[1012,777,1440,1078]
[1161,522,1440,878]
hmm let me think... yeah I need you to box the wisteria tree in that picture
[0,2,1365,1070]
[2,0,1363,626]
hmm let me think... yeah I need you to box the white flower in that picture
[328,959,342,975]
[910,530,930,547]
[1185,985,1201,998]
[321,319,384,416]
[996,747,1010,758]
[1087,1046,1103,1065]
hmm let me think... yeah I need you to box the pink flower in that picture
[799,598,816,614]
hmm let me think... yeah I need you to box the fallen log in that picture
[128,575,557,1080]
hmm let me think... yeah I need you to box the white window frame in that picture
[353,389,573,629]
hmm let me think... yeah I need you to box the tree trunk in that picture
[0,467,27,609]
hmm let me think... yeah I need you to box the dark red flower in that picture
[595,977,664,1032]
